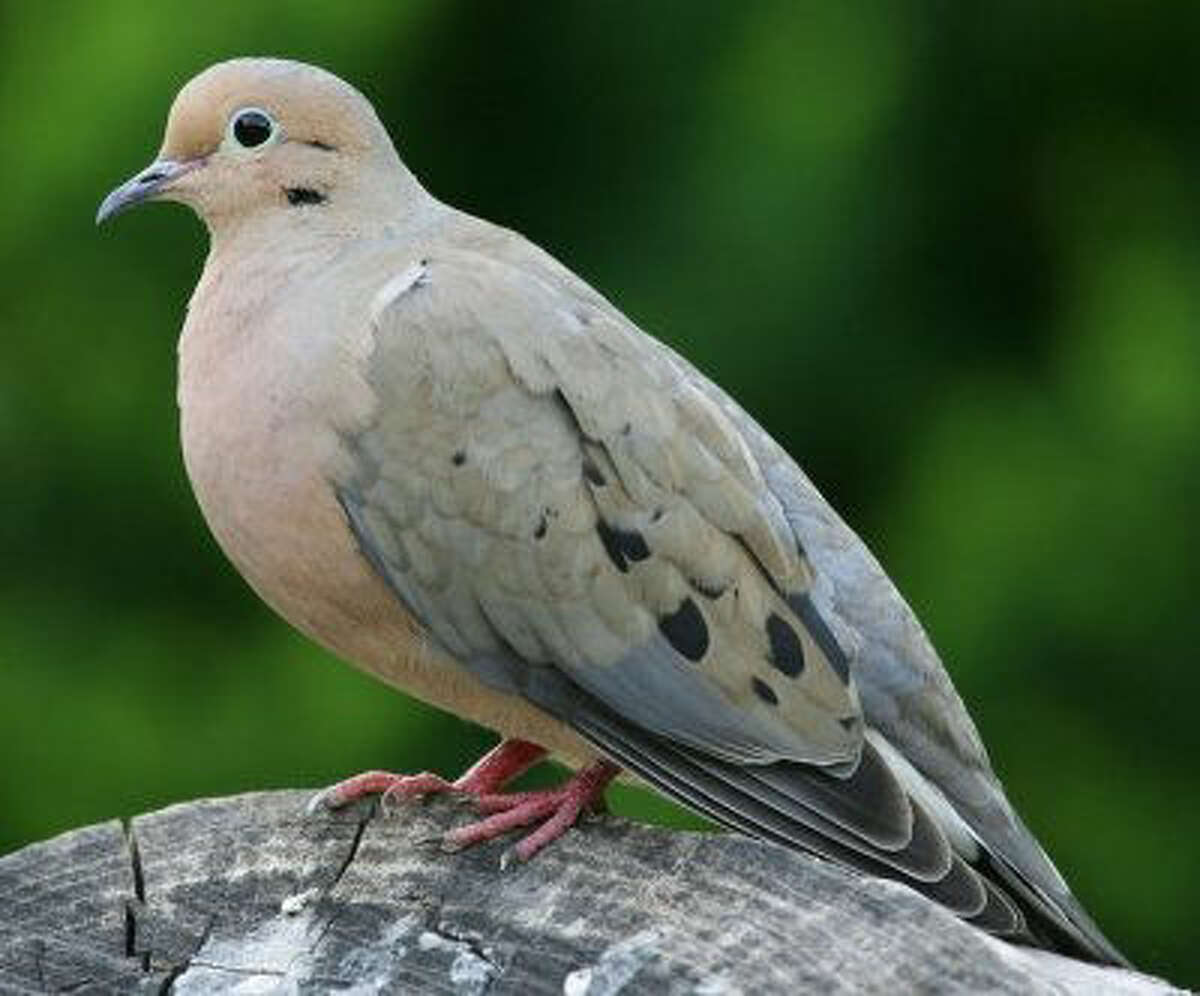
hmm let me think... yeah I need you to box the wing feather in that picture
[340,251,860,766]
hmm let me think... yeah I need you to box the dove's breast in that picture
[174,241,592,760]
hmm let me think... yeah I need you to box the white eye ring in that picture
[227,106,278,149]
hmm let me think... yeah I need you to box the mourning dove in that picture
[98,58,1127,966]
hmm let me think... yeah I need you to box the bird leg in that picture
[308,738,549,812]
[308,739,619,861]
[443,758,620,863]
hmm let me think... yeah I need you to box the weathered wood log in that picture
[0,790,1181,994]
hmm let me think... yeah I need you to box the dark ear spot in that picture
[659,597,709,662]
[766,613,805,678]
[285,186,326,206]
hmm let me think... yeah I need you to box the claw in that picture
[306,741,619,862]
[305,788,332,816]
[438,759,619,861]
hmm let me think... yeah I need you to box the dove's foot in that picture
[442,758,621,863]
[307,740,620,862]
[307,738,549,814]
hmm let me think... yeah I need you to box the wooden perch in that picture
[0,790,1179,993]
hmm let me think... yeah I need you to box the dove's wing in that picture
[658,342,1128,966]
[334,243,1113,958]
[338,249,860,766]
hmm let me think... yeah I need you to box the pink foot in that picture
[307,739,548,813]
[307,740,620,861]
[443,759,620,863]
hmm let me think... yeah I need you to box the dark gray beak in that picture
[96,159,197,225]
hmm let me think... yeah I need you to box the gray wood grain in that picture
[0,791,1181,994]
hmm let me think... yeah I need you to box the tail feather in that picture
[554,684,1128,965]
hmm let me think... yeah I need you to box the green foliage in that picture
[1,2,1196,984]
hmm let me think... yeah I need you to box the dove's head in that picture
[97,58,420,234]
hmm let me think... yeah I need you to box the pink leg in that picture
[453,739,548,796]
[306,739,547,814]
[443,759,620,863]
[308,741,620,862]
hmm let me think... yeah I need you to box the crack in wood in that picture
[328,811,370,892]
[0,792,1170,994]
[419,882,504,990]
[121,817,151,972]
[429,921,502,975]
[122,818,146,903]
[153,909,215,992]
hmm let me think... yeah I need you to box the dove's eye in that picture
[230,108,275,148]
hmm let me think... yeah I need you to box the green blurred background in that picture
[2,1,1197,985]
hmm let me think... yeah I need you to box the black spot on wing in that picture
[596,520,650,573]
[658,597,709,662]
[533,514,548,540]
[766,612,805,678]
[582,458,607,486]
[788,592,851,684]
[553,389,592,442]
[451,450,466,466]
[752,677,779,706]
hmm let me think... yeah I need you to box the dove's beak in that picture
[96,158,200,225]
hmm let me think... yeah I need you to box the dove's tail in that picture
[966,807,1131,967]
[541,676,1130,967]
[865,722,1131,966]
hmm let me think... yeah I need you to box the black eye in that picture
[232,109,274,148]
